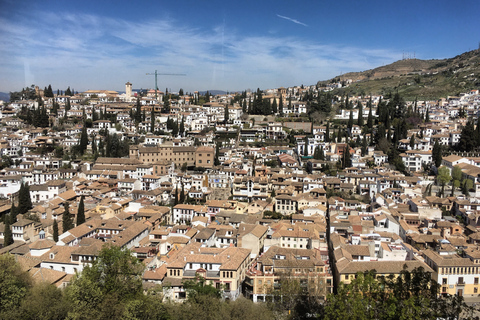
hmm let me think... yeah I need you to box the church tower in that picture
[125,82,132,102]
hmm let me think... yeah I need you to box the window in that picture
[442,278,447,285]
[475,277,479,285]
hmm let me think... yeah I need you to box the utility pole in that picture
[145,70,186,100]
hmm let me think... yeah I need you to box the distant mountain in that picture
[321,49,480,100]
[199,90,228,96]
[0,92,9,102]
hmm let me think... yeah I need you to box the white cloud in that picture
[0,11,399,93]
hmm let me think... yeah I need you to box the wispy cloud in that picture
[0,11,399,93]
[276,14,308,27]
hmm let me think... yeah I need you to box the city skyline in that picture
[1,0,479,94]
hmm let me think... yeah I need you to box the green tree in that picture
[432,140,443,168]
[78,125,88,155]
[77,196,85,226]
[4,215,13,246]
[437,166,452,198]
[62,202,73,233]
[409,134,415,150]
[0,254,32,317]
[18,182,33,215]
[65,244,144,319]
[214,143,220,166]
[458,120,475,152]
[325,122,330,142]
[224,105,229,123]
[18,282,68,320]
[150,110,155,133]
[180,116,185,135]
[80,244,142,297]
[183,274,221,301]
[53,219,59,242]
[134,97,142,123]
[347,110,354,130]
[357,100,364,127]
[451,165,463,196]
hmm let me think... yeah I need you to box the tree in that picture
[174,185,179,206]
[451,165,463,196]
[180,183,185,204]
[432,140,443,168]
[409,134,416,150]
[53,219,59,242]
[357,100,364,127]
[183,274,221,301]
[10,202,17,223]
[366,98,373,130]
[163,95,170,113]
[0,254,32,317]
[457,120,475,152]
[78,125,88,155]
[214,143,220,166]
[343,146,352,169]
[62,202,73,233]
[437,166,452,198]
[4,216,13,246]
[18,182,32,215]
[224,105,229,124]
[65,244,144,319]
[77,196,85,226]
[150,110,155,133]
[325,122,330,142]
[18,282,68,320]
[134,97,142,123]
[347,110,354,131]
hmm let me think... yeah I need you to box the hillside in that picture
[321,49,480,100]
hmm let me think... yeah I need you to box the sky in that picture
[1,0,479,94]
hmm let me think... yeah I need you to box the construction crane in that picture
[145,70,186,100]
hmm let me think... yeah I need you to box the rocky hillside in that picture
[321,49,480,100]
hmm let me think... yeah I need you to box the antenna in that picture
[145,70,186,100]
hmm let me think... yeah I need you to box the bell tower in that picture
[125,82,132,102]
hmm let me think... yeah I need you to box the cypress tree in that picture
[180,116,185,135]
[366,102,373,131]
[409,135,416,150]
[214,143,220,166]
[151,110,155,133]
[180,184,185,204]
[224,106,229,123]
[79,126,88,155]
[325,122,330,142]
[53,219,59,242]
[432,140,443,168]
[62,202,73,233]
[279,97,284,116]
[76,196,85,226]
[135,97,142,123]
[4,216,13,246]
[347,111,354,130]
[10,203,17,224]
[357,100,364,127]
[18,182,32,215]
[174,186,179,206]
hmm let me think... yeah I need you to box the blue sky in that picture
[1,0,479,94]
